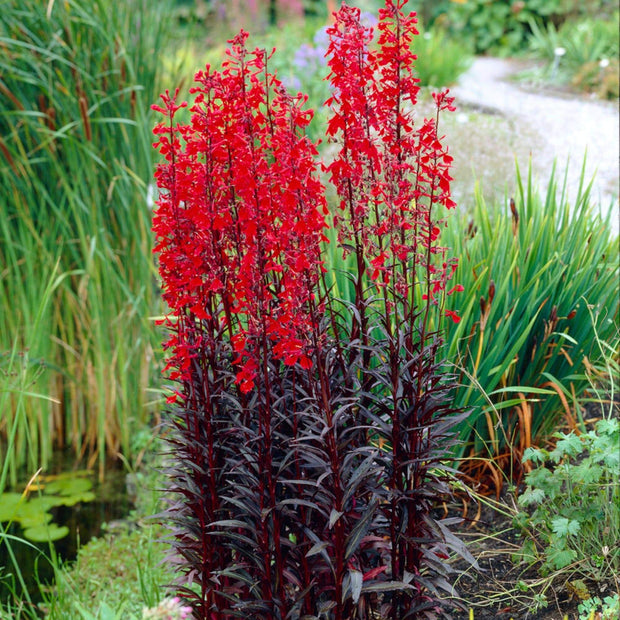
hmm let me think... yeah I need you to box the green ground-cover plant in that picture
[578,593,619,620]
[47,523,174,620]
[412,21,472,88]
[152,1,475,617]
[455,313,619,615]
[70,597,192,620]
[525,13,619,98]
[514,418,620,580]
[436,163,619,486]
[0,515,177,620]
[0,0,172,480]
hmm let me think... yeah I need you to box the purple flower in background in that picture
[281,73,302,93]
[293,43,327,71]
[293,43,312,69]
[313,25,330,50]
[284,26,335,102]
[359,10,378,30]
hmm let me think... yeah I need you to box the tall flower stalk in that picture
[152,1,472,618]
[324,3,468,617]
[152,33,329,616]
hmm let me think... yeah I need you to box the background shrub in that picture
[526,13,619,98]
[411,20,473,88]
[423,0,617,56]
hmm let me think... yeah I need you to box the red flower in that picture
[153,2,463,393]
[445,309,461,324]
[325,0,462,308]
[152,33,328,392]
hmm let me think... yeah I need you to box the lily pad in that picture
[61,491,96,506]
[18,511,53,530]
[0,492,24,522]
[44,477,93,496]
[41,470,92,481]
[27,495,68,512]
[23,523,69,542]
[2,470,98,540]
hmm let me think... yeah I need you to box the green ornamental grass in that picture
[412,21,473,88]
[439,162,618,481]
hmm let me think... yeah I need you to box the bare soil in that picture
[448,500,586,620]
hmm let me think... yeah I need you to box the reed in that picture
[0,267,64,491]
[0,0,172,480]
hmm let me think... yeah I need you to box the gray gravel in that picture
[451,57,619,234]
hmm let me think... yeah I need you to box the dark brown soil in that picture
[444,399,619,620]
[444,493,615,620]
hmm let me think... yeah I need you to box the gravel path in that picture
[451,57,619,234]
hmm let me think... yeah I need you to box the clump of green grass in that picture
[46,523,172,619]
[413,21,473,88]
[439,162,618,484]
[0,521,173,619]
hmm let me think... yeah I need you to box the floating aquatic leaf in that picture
[1,472,96,536]
[28,495,67,512]
[23,523,69,542]
[40,470,92,482]
[18,511,53,530]
[0,493,24,522]
[44,477,93,496]
[62,491,96,506]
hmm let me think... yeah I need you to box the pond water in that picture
[0,462,131,606]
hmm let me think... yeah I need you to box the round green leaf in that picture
[18,511,53,529]
[44,477,93,496]
[0,493,24,522]
[62,491,96,506]
[23,523,69,542]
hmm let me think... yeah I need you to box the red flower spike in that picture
[152,35,328,392]
[445,309,461,324]
[326,0,462,306]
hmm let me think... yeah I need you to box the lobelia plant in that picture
[152,1,474,618]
